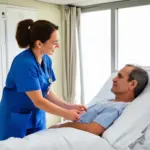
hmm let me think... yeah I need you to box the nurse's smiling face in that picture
[41,30,59,55]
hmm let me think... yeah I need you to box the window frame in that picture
[81,0,150,72]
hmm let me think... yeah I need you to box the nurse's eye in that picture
[52,40,59,45]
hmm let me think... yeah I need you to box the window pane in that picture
[81,10,111,104]
[118,5,150,70]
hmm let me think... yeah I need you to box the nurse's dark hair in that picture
[16,19,58,48]
[126,64,149,98]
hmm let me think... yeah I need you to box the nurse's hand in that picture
[64,109,81,121]
[67,104,87,113]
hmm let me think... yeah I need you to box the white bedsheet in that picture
[130,125,150,150]
[0,128,114,150]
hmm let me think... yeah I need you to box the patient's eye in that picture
[118,73,123,78]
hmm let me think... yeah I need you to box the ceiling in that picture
[37,0,124,6]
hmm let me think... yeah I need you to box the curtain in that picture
[61,6,82,104]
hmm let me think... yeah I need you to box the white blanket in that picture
[130,125,150,150]
[0,128,114,150]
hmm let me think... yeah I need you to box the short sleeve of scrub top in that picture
[14,60,41,92]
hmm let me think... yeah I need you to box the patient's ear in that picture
[130,80,138,90]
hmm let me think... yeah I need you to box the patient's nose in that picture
[113,77,117,82]
[113,77,116,81]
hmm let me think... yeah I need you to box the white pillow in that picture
[88,72,116,107]
[88,71,150,150]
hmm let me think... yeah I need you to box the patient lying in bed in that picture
[50,64,149,136]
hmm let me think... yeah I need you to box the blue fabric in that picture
[79,100,128,129]
[0,49,55,140]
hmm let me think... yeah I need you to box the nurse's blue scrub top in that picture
[0,49,56,140]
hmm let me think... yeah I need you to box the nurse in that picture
[0,19,87,140]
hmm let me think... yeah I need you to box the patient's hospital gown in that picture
[78,100,129,129]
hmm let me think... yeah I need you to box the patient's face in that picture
[111,66,135,94]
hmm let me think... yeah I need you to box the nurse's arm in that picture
[46,90,68,109]
[26,90,79,121]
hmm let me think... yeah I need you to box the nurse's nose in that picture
[55,43,59,48]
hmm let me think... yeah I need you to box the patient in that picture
[50,64,149,135]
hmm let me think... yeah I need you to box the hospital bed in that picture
[0,71,150,150]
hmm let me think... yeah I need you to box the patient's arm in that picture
[50,105,120,135]
[55,122,105,135]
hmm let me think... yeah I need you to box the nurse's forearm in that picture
[26,91,68,118]
[36,97,68,118]
[46,90,68,109]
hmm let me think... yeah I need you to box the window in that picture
[118,5,150,70]
[80,10,111,104]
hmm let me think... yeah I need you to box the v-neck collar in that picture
[41,57,46,74]
[38,56,48,76]
[28,49,47,76]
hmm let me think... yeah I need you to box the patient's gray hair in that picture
[126,64,149,98]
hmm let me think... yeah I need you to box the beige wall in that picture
[0,0,62,127]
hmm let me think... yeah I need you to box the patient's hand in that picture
[67,104,87,113]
